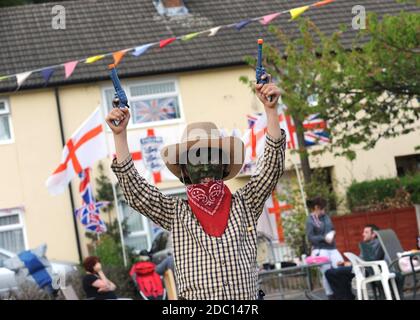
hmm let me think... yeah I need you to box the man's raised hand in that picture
[255,74,280,109]
[105,98,130,135]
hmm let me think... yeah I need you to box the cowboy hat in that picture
[160,122,244,181]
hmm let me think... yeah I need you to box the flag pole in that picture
[290,156,309,216]
[98,105,128,267]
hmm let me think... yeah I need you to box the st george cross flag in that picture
[46,107,108,195]
[75,168,108,234]
[257,192,292,242]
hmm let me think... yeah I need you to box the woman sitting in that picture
[82,256,117,300]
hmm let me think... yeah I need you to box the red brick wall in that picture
[332,207,419,255]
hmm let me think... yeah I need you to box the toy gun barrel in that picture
[256,39,272,102]
[109,64,129,126]
[257,39,263,69]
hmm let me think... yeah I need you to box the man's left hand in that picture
[255,74,280,109]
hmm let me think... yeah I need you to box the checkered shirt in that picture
[111,131,286,299]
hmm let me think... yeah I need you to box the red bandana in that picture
[186,180,232,237]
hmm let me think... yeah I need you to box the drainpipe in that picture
[54,87,83,264]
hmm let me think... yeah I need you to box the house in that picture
[0,0,418,263]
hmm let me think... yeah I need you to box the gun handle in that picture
[111,98,129,127]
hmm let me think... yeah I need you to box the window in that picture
[103,79,183,129]
[309,166,337,212]
[0,99,13,143]
[395,154,420,177]
[0,208,26,254]
[119,201,151,252]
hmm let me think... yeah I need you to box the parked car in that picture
[0,247,78,297]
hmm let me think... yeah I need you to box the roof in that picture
[0,0,418,93]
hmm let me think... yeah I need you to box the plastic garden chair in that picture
[376,229,420,300]
[344,252,400,300]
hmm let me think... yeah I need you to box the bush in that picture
[3,282,54,300]
[280,177,310,256]
[402,174,420,204]
[94,234,124,267]
[347,173,420,212]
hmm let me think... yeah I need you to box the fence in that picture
[332,206,419,255]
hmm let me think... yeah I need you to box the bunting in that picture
[182,32,200,41]
[16,71,32,88]
[235,20,252,31]
[112,50,128,66]
[208,26,221,37]
[85,55,105,64]
[2,0,335,90]
[64,61,78,79]
[260,12,281,25]
[41,68,54,85]
[132,43,154,57]
[313,0,335,7]
[160,37,177,48]
[290,5,310,20]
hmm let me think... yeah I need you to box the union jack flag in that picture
[247,113,262,129]
[74,168,108,234]
[132,97,178,123]
[303,113,330,146]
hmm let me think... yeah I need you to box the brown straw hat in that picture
[161,122,244,181]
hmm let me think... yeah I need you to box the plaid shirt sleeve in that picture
[240,129,286,220]
[111,155,179,231]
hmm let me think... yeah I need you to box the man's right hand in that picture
[105,98,130,135]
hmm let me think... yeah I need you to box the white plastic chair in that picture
[344,252,400,300]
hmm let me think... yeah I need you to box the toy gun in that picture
[109,64,129,126]
[256,39,272,102]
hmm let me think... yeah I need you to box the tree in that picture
[84,162,128,260]
[95,162,115,224]
[241,11,420,184]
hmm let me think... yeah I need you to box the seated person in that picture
[82,256,117,300]
[156,254,175,276]
[325,224,384,300]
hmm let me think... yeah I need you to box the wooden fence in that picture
[332,207,419,254]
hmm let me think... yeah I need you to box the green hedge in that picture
[402,174,420,204]
[347,173,420,211]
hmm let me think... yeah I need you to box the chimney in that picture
[162,0,183,8]
[154,0,189,16]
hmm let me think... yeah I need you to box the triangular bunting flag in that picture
[208,26,221,36]
[160,37,177,48]
[235,20,252,31]
[260,12,281,25]
[64,61,78,79]
[313,0,335,7]
[290,5,309,20]
[16,71,32,88]
[181,32,200,41]
[132,43,154,57]
[41,68,55,85]
[112,50,127,66]
[85,55,105,64]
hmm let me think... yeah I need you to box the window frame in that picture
[117,200,152,251]
[0,207,28,253]
[101,77,185,131]
[0,98,14,145]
